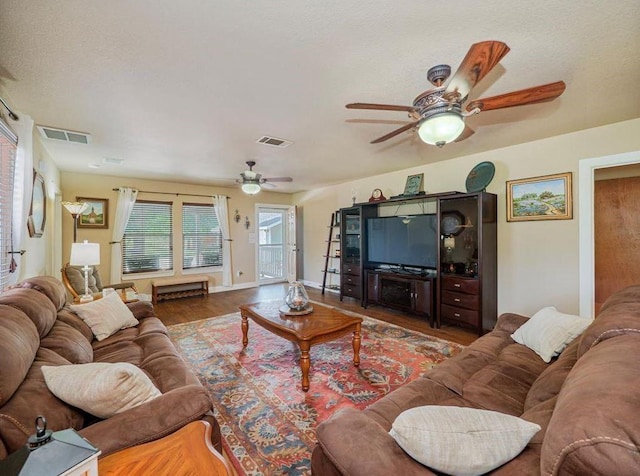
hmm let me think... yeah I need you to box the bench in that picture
[151,275,209,304]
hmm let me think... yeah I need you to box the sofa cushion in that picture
[524,338,579,411]
[0,348,85,454]
[578,301,640,358]
[56,308,95,342]
[0,306,39,406]
[511,307,591,363]
[11,276,68,311]
[389,406,541,476]
[40,320,93,364]
[541,334,640,474]
[70,292,139,341]
[41,362,161,419]
[0,288,58,338]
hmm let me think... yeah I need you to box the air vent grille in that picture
[37,125,91,144]
[256,136,293,148]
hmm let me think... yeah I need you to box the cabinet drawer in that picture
[343,274,360,285]
[442,276,479,295]
[342,284,362,299]
[342,264,361,276]
[442,290,480,310]
[441,304,480,326]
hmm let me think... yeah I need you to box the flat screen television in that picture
[366,214,438,269]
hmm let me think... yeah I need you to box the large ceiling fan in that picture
[237,161,293,194]
[346,41,566,147]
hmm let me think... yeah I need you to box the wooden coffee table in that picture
[240,302,362,391]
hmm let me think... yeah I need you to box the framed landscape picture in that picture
[77,197,108,228]
[506,172,573,222]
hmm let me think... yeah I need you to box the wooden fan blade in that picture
[263,177,293,183]
[370,121,419,144]
[445,41,510,99]
[454,125,475,143]
[346,103,417,112]
[466,81,566,112]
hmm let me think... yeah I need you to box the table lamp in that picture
[70,240,100,303]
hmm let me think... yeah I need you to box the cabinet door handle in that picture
[454,283,461,288]
[454,312,461,317]
[454,298,461,302]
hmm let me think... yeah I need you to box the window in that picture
[0,119,17,291]
[122,200,173,274]
[183,203,222,269]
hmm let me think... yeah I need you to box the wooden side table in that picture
[98,421,230,475]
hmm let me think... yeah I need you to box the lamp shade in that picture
[62,201,88,215]
[418,112,465,146]
[241,182,261,195]
[70,241,100,266]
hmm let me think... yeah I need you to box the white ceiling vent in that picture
[37,125,92,144]
[256,136,293,148]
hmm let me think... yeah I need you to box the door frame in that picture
[254,203,296,285]
[579,150,640,317]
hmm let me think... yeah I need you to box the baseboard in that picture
[210,281,258,293]
[302,280,340,294]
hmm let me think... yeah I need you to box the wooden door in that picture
[594,176,640,313]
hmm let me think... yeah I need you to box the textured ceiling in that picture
[0,0,639,193]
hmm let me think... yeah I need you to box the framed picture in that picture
[403,173,424,196]
[77,197,108,228]
[27,170,46,238]
[506,172,573,222]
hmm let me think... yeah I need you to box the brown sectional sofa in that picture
[312,285,640,475]
[0,276,220,460]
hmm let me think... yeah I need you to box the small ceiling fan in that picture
[346,40,566,147]
[237,161,293,194]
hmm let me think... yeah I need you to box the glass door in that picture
[257,208,286,283]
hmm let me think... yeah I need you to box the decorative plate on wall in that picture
[466,161,495,192]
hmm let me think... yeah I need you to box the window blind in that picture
[122,200,173,274]
[182,203,222,269]
[0,119,18,291]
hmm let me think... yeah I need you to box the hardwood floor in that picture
[154,284,478,346]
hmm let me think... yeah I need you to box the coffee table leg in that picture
[299,341,311,392]
[352,323,361,367]
[241,315,249,347]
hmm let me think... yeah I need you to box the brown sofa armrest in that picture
[126,300,155,320]
[79,384,212,457]
[495,312,529,335]
[314,408,433,476]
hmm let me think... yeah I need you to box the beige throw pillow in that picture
[511,306,592,362]
[41,362,162,419]
[70,291,139,341]
[389,406,541,476]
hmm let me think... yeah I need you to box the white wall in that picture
[294,118,640,317]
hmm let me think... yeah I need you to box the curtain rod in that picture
[112,188,229,199]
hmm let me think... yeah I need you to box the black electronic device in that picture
[366,214,438,269]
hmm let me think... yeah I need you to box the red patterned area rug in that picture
[168,305,464,476]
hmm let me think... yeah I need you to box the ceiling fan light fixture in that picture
[418,112,465,147]
[241,181,261,195]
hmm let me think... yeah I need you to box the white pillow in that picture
[70,291,139,341]
[511,306,592,362]
[389,406,540,476]
[41,362,162,419]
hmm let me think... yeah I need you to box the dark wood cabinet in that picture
[438,192,497,335]
[365,270,435,319]
[337,190,497,332]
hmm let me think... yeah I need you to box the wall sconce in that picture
[234,209,241,223]
[244,216,250,229]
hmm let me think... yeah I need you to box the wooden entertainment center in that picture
[338,191,497,335]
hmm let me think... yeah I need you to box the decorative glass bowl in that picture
[285,281,309,311]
